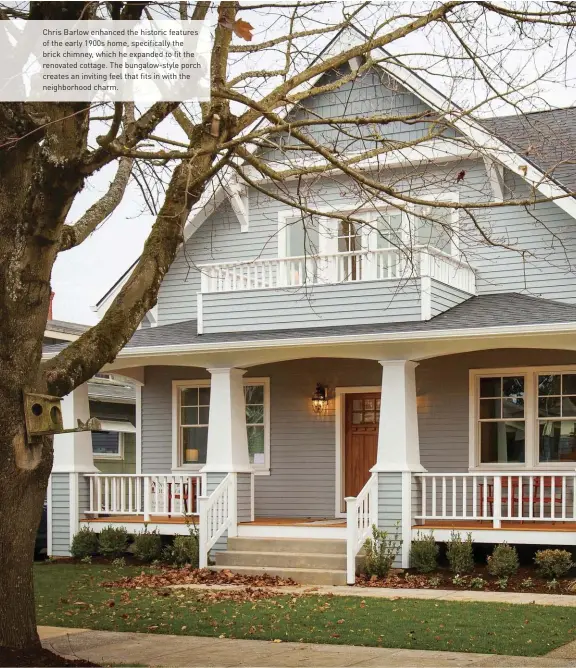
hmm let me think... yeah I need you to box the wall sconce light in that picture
[311,383,328,414]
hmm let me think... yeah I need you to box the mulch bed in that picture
[0,646,98,667]
[356,565,576,594]
[101,566,299,589]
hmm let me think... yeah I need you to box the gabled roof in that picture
[93,24,576,311]
[482,107,576,193]
[50,293,576,353]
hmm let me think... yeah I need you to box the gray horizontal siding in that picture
[417,348,576,473]
[141,366,210,474]
[377,473,404,567]
[202,280,422,333]
[430,280,473,317]
[253,358,382,518]
[237,473,252,523]
[51,473,70,557]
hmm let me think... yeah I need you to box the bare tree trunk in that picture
[0,424,51,649]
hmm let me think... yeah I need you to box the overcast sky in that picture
[50,1,576,325]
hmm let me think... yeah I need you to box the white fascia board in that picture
[91,269,133,318]
[40,320,576,361]
[378,55,576,221]
[44,329,78,342]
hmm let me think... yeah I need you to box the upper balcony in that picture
[196,246,477,334]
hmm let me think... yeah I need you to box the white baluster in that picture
[493,476,502,528]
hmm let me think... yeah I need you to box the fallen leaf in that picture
[233,19,253,41]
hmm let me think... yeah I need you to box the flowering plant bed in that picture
[356,566,576,594]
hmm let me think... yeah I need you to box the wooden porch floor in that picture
[83,515,196,524]
[416,520,576,532]
[239,517,346,527]
[82,515,345,527]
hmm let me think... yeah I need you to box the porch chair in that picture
[479,476,563,521]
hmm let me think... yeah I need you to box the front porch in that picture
[51,345,576,584]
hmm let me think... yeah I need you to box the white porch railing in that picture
[199,247,476,295]
[198,473,237,568]
[345,474,378,585]
[414,472,576,528]
[85,474,202,521]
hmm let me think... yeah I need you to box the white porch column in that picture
[201,367,252,474]
[50,383,98,557]
[373,360,425,474]
[372,360,426,569]
[52,383,98,474]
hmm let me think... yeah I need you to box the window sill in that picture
[469,464,576,472]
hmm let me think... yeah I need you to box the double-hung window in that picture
[471,367,576,468]
[538,373,576,463]
[174,379,270,472]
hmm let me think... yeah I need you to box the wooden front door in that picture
[344,393,380,498]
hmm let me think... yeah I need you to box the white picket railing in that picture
[198,473,237,568]
[85,474,202,521]
[199,246,476,295]
[420,250,476,294]
[345,474,378,585]
[414,472,576,528]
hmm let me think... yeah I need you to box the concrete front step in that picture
[211,564,348,586]
[215,550,347,570]
[227,536,346,555]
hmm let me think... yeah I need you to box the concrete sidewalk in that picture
[174,582,576,607]
[38,626,576,667]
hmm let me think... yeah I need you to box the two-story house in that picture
[43,49,576,586]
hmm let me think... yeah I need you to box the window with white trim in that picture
[279,198,459,263]
[476,375,526,464]
[538,373,576,463]
[471,367,576,468]
[175,379,270,471]
[93,432,128,460]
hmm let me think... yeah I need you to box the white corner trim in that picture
[197,293,204,335]
[135,385,142,474]
[69,472,79,550]
[46,475,53,557]
[401,471,412,568]
[420,276,432,321]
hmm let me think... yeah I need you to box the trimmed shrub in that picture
[71,526,99,559]
[165,535,199,567]
[446,531,474,574]
[98,525,129,558]
[133,529,162,563]
[487,543,519,578]
[362,524,402,579]
[534,549,573,579]
[410,531,439,573]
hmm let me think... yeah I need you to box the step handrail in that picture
[345,473,378,585]
[198,473,237,568]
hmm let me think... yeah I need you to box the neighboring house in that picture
[43,41,576,585]
[43,321,136,475]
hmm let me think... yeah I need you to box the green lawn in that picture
[34,563,576,656]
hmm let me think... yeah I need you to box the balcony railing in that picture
[85,474,202,521]
[414,472,576,528]
[199,246,476,295]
